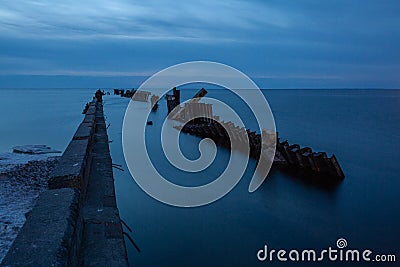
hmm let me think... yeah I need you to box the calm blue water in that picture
[104,89,400,266]
[1,89,399,266]
[0,88,94,153]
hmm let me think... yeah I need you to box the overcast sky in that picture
[0,0,399,88]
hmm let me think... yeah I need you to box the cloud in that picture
[0,68,152,77]
[0,0,399,88]
[0,0,291,42]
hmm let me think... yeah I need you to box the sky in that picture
[0,0,399,88]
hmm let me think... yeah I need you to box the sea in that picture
[0,88,399,266]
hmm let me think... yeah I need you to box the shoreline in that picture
[0,157,58,261]
[1,95,129,266]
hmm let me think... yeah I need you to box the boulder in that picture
[12,145,61,155]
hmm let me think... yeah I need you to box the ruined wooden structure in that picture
[167,88,345,181]
[166,87,181,116]
[151,95,160,111]
[114,88,151,102]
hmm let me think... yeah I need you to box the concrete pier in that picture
[1,98,128,266]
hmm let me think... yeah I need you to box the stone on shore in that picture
[12,145,61,155]
[0,157,59,262]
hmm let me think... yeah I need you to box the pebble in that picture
[0,157,59,261]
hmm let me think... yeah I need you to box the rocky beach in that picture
[0,155,59,261]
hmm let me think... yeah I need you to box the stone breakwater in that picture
[0,158,58,262]
[1,96,128,266]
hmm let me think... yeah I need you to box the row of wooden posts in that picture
[114,87,345,181]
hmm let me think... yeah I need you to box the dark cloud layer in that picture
[0,0,399,88]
